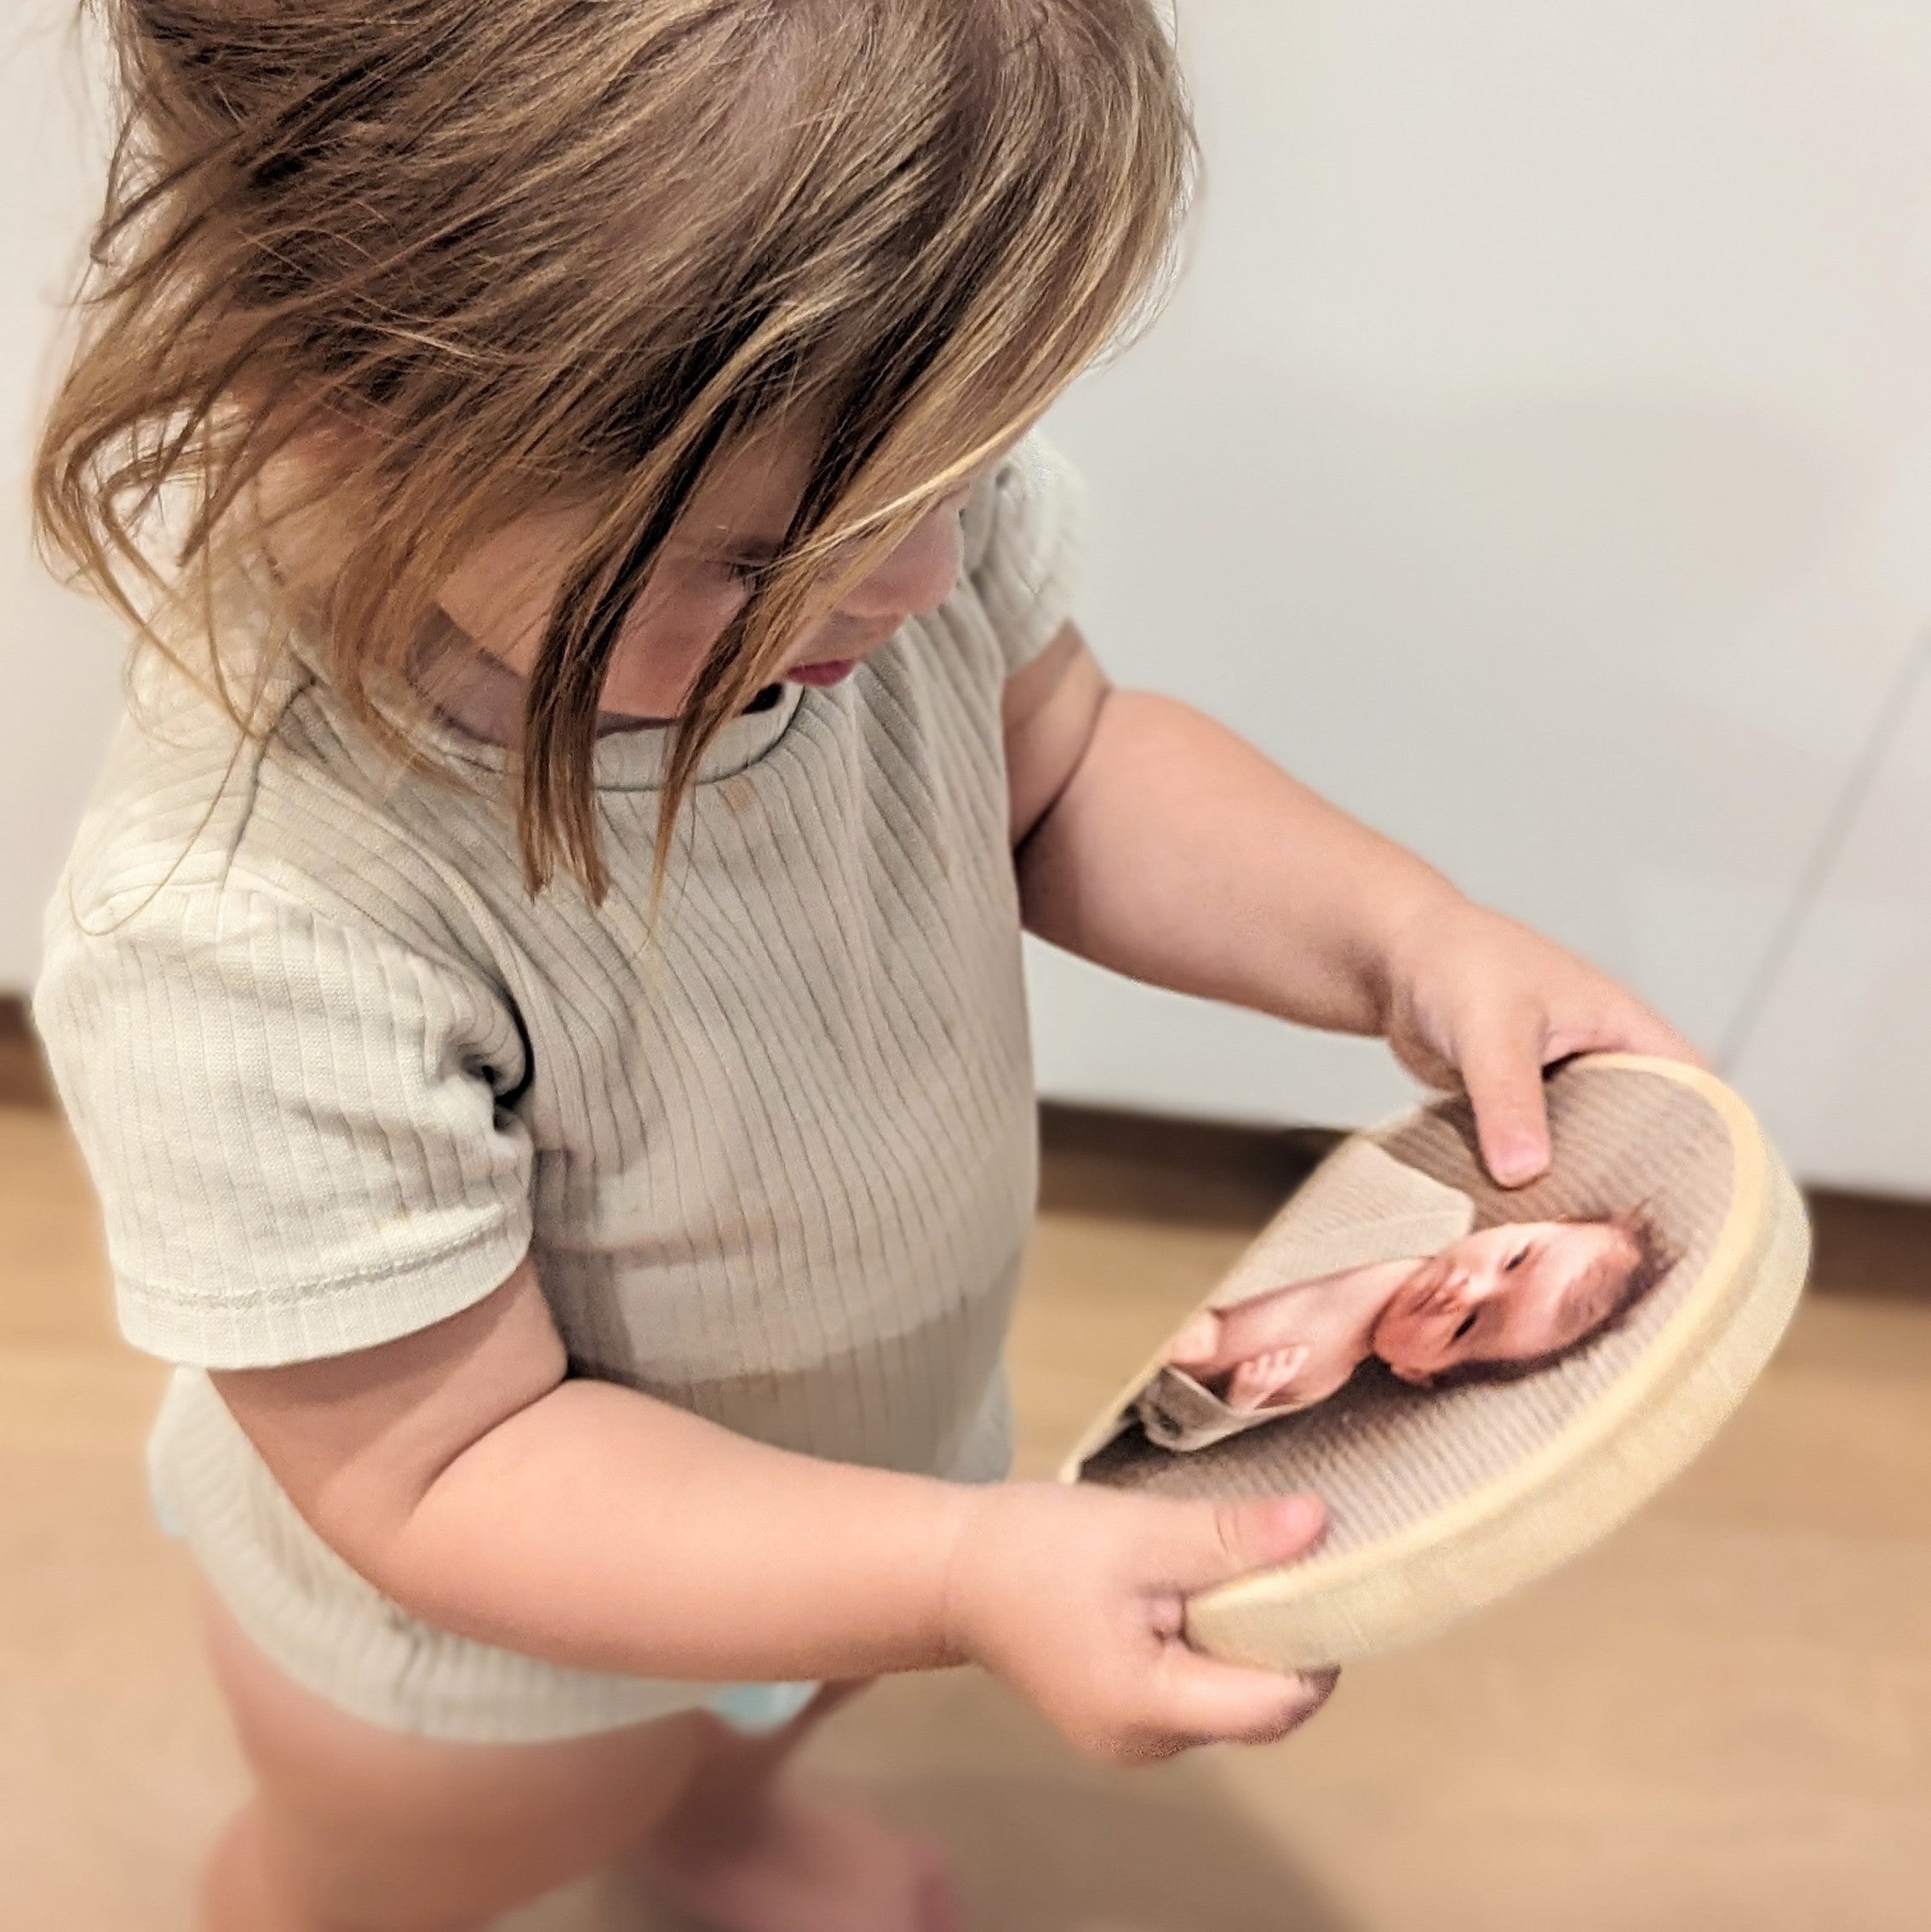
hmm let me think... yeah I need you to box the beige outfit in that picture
[35,437,1082,1742]
[1132,1140,1475,1451]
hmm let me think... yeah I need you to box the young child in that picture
[32,4,1696,1929]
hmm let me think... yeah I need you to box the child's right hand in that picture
[943,1482,1337,1764]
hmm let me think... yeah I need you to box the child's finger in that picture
[1142,1493,1327,1597]
[1453,1005,1553,1186]
[1599,1003,1709,1070]
[1138,1647,1338,1751]
[1544,1001,1710,1076]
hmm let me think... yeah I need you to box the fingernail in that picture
[1269,1494,1326,1545]
[1293,1667,1341,1717]
[1493,1144,1544,1186]
[1266,1668,1340,1737]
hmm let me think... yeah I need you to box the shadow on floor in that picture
[894,1765,1357,1932]
[547,1760,1357,1932]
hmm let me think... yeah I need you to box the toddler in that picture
[32,4,1695,1929]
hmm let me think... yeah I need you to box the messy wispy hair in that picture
[35,0,1196,897]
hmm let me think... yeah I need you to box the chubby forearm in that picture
[1017,688,1462,1032]
[223,1266,981,1688]
[371,1377,977,1683]
[216,1263,1344,1760]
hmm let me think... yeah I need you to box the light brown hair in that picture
[35,0,1196,898]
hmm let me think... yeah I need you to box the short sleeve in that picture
[963,431,1088,676]
[35,883,535,1369]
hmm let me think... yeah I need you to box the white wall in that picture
[6,4,1928,1189]
[1728,640,1931,1195]
[1031,0,1931,1191]
[1,7,125,990]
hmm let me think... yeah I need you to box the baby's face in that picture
[1370,1221,1638,1385]
[436,422,986,719]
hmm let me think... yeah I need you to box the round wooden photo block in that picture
[1061,1054,1811,1670]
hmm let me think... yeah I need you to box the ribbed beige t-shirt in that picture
[35,436,1082,1741]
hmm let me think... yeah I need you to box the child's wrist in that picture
[1370,880,1473,1023]
[931,1479,1011,1673]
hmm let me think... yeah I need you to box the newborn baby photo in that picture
[1066,1058,1808,1684]
[1129,1139,1673,1453]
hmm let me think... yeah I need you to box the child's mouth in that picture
[786,657,856,687]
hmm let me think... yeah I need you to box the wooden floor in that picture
[4,1094,1929,1932]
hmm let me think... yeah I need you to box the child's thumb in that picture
[1152,1492,1326,1596]
[1140,1648,1342,1751]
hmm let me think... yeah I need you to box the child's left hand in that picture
[1010,670,1706,1187]
[1378,897,1705,1189]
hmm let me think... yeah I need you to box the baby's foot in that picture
[1166,1310,1223,1369]
[1227,1344,1310,1413]
[639,1782,959,1932]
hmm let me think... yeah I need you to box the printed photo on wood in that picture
[1062,1057,1811,1671]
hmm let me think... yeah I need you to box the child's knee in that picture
[1166,1310,1223,1367]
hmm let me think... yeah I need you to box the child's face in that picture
[436,422,987,718]
[1370,1221,1639,1385]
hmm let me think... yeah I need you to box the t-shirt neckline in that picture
[288,626,806,794]
[423,679,805,794]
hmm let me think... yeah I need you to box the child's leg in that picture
[197,1589,955,1932]
[632,1683,957,1932]
[1165,1309,1224,1368]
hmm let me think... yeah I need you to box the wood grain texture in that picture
[3,1099,1928,1929]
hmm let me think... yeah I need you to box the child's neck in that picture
[412,616,779,749]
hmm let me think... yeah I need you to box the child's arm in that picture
[213,1258,1334,1763]
[1003,625,1700,1186]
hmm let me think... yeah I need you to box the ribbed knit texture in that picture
[36,435,1084,1740]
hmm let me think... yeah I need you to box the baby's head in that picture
[38,0,1192,892]
[1369,1212,1673,1389]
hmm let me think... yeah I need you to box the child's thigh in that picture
[200,1587,712,1929]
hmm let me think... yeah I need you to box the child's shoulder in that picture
[960,433,1085,575]
[954,432,1087,679]
[49,659,478,970]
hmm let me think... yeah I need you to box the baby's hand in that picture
[943,1482,1336,1764]
[1379,897,1703,1186]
